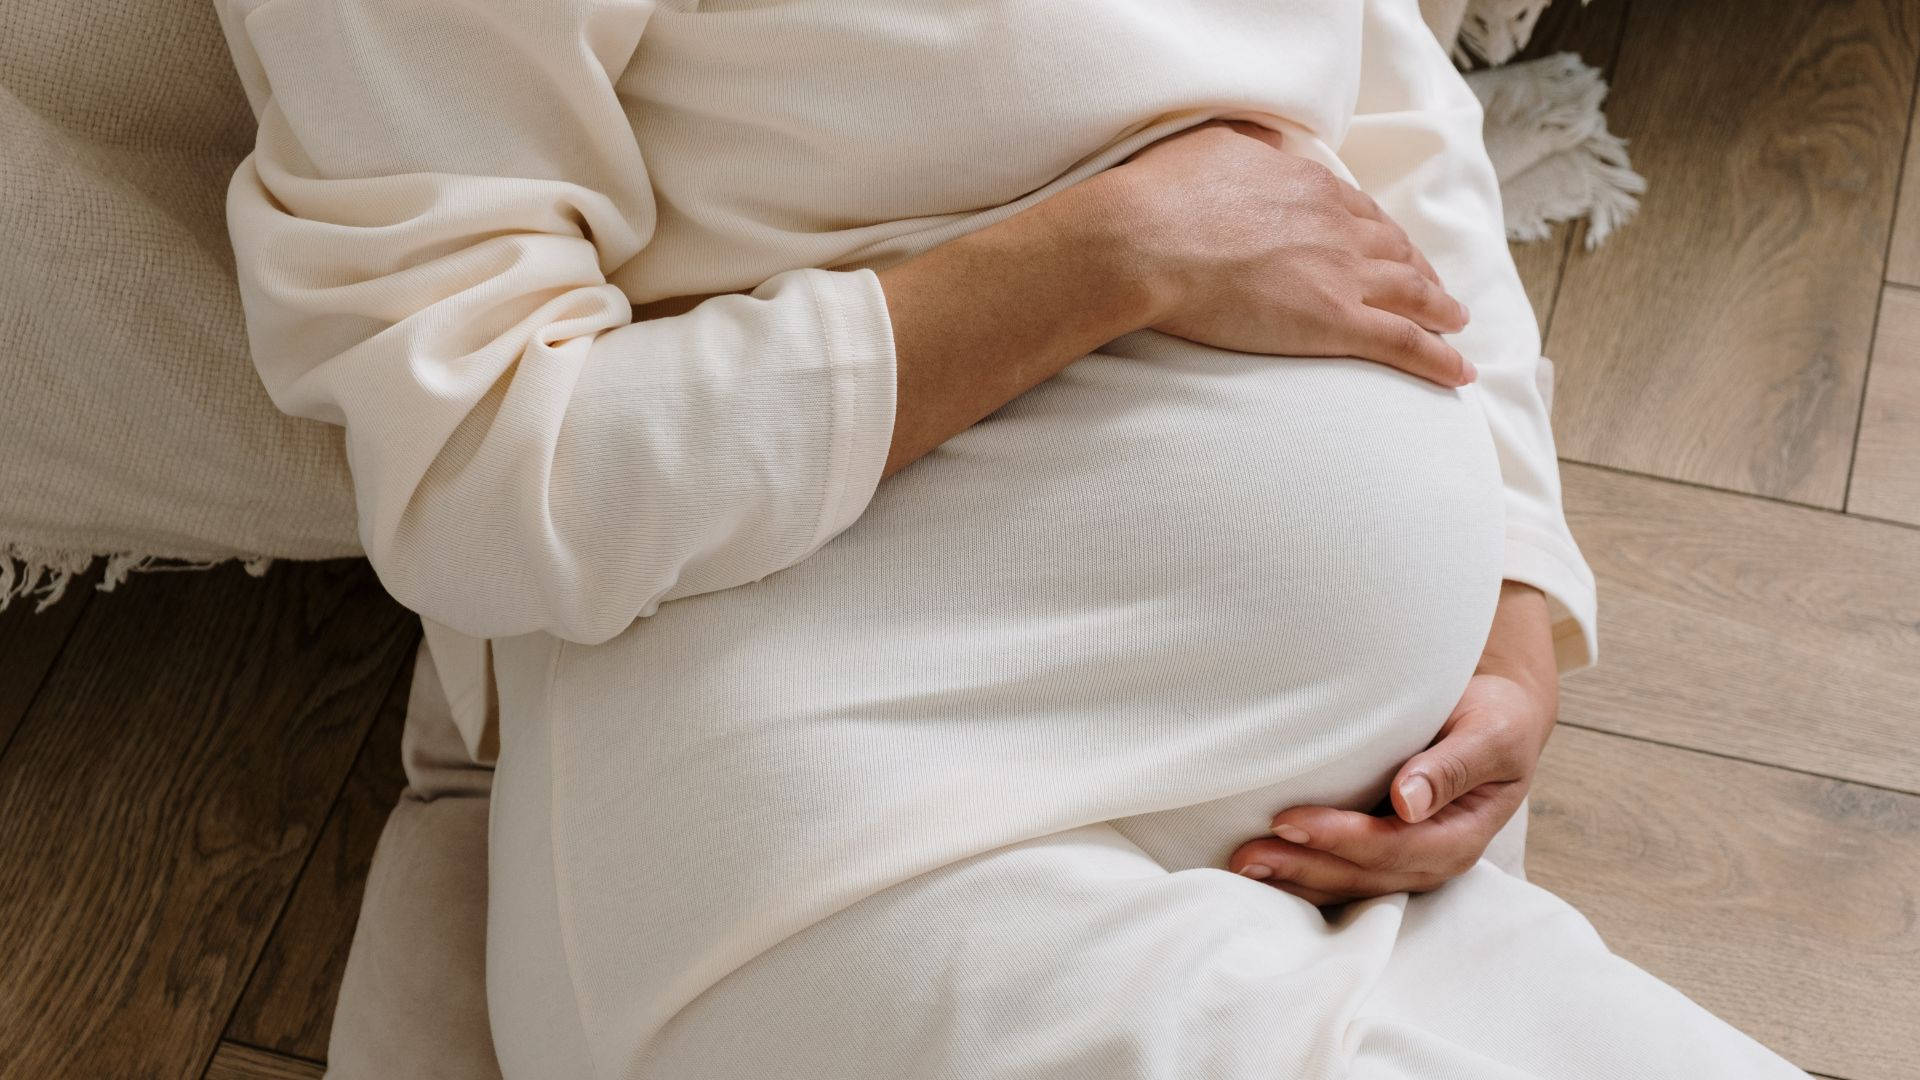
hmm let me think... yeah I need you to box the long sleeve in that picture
[1338,0,1600,672]
[214,0,898,645]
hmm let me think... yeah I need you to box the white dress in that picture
[217,0,1805,1076]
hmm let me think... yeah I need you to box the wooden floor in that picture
[4,2,1919,1077]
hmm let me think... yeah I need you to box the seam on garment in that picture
[1503,519,1590,581]
[541,634,607,1080]
[798,270,856,559]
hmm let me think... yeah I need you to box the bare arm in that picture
[873,178,1157,480]
[639,120,1474,487]
[874,119,1475,481]
[632,185,1157,485]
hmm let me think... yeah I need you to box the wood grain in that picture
[0,561,416,1080]
[1847,285,1920,525]
[1545,0,1920,506]
[1528,725,1920,1080]
[203,1041,323,1080]
[1499,0,1630,332]
[226,646,411,1060]
[1561,463,1920,794]
[0,568,97,753]
[1887,89,1920,287]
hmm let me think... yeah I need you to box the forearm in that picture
[1479,581,1559,704]
[633,178,1156,483]
[873,175,1158,479]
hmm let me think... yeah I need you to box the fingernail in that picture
[1238,863,1274,880]
[1459,301,1472,323]
[1273,824,1311,844]
[1399,775,1434,820]
[1460,360,1478,384]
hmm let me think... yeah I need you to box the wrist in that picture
[1477,581,1559,703]
[1053,167,1181,331]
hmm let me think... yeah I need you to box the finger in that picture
[1271,793,1518,879]
[1397,722,1528,822]
[1229,837,1437,900]
[1391,715,1534,823]
[1353,219,1416,265]
[1268,806,1420,872]
[1341,307,1476,387]
[1403,239,1449,299]
[1352,219,1448,293]
[1343,188,1455,293]
[1337,182,1391,225]
[1362,260,1469,335]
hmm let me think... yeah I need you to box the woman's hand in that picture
[1227,583,1559,905]
[1101,119,1475,387]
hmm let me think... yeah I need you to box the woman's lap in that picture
[660,834,1802,1080]
[487,662,1803,1079]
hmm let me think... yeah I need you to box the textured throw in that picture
[1470,52,1646,248]
[0,0,359,611]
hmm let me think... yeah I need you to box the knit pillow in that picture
[0,0,361,612]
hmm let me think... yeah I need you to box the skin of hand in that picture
[1226,582,1560,905]
[673,114,1472,484]
[1109,119,1476,387]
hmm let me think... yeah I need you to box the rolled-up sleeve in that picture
[215,0,898,644]
[1337,0,1601,672]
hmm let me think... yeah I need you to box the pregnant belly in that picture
[523,333,1508,1042]
[550,331,1506,839]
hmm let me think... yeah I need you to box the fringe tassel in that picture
[1,542,273,614]
[1468,52,1646,248]
[1454,0,1589,67]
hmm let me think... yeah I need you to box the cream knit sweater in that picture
[216,0,1597,751]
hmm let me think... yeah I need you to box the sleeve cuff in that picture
[1502,523,1600,674]
[780,266,899,557]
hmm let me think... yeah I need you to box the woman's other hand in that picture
[1227,582,1559,905]
[1099,119,1475,387]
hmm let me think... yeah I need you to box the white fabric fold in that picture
[219,0,899,647]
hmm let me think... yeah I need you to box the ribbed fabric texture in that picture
[216,0,1598,741]
[0,0,361,587]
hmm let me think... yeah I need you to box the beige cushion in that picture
[0,0,359,610]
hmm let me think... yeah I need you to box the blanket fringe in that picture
[1455,0,1589,66]
[1469,51,1645,248]
[1,543,273,614]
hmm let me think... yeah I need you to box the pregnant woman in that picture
[218,0,1808,1076]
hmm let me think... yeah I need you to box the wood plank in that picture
[1561,463,1920,794]
[0,566,97,752]
[1848,285,1920,524]
[1502,0,1631,331]
[226,644,412,1060]
[1528,725,1920,1080]
[0,561,416,1080]
[1544,0,1920,507]
[203,1041,324,1080]
[1887,81,1920,287]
